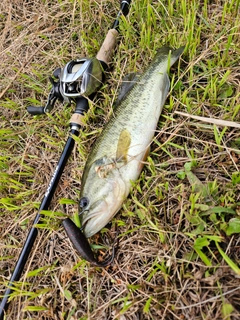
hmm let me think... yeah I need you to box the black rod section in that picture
[112,0,131,30]
[0,127,80,319]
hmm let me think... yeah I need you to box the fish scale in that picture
[80,45,184,238]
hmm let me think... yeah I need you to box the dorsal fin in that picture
[115,73,140,107]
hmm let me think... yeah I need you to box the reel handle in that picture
[27,106,45,115]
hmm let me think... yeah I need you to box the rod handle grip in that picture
[96,29,118,66]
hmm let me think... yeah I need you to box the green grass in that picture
[1,0,240,319]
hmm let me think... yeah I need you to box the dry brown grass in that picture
[1,0,240,319]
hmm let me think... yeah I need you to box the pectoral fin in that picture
[116,129,131,163]
[94,129,131,178]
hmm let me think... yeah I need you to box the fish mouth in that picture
[80,177,127,238]
[80,200,110,238]
[82,213,109,238]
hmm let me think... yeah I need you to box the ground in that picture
[0,0,240,319]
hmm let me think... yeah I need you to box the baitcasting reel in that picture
[27,57,103,115]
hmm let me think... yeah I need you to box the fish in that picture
[79,45,184,238]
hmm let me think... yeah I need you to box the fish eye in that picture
[79,197,89,210]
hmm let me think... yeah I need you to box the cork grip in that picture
[70,113,85,126]
[96,29,119,66]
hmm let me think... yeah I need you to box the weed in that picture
[1,0,240,319]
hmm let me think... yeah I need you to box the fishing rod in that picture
[0,1,131,318]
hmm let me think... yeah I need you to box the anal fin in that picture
[138,146,150,172]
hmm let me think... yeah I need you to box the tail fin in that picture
[170,46,185,67]
[155,45,185,69]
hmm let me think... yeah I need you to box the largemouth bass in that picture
[80,46,184,238]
